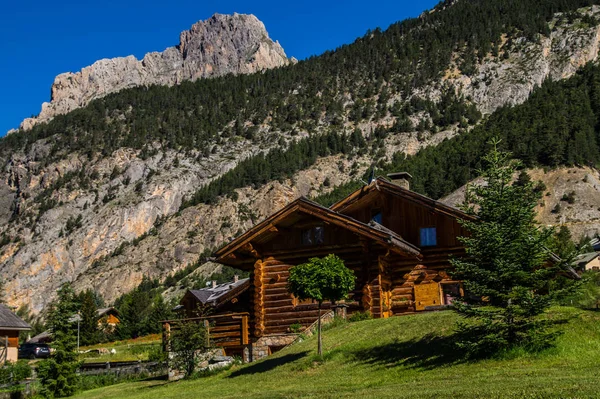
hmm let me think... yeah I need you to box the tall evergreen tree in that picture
[78,290,100,346]
[451,139,568,357]
[37,283,81,398]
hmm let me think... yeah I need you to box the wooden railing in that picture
[162,313,249,350]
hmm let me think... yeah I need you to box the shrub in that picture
[348,311,372,322]
[169,320,210,378]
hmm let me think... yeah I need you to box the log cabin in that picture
[211,174,475,360]
[0,304,31,364]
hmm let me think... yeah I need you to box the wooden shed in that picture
[0,304,31,364]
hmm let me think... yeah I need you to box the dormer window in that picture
[301,226,324,246]
[420,227,437,247]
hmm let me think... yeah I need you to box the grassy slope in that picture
[78,334,161,363]
[74,308,600,399]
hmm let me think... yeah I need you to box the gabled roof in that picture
[187,278,250,308]
[0,304,31,331]
[331,177,475,221]
[215,197,421,265]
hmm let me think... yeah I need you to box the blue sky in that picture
[0,0,439,136]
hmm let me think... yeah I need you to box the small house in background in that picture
[572,252,600,272]
[96,307,120,331]
[0,304,31,364]
[178,276,250,318]
[28,307,121,344]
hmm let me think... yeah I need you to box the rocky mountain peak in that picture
[14,13,291,133]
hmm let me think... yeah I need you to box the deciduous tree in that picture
[287,254,355,356]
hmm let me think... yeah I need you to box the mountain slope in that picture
[2,0,600,313]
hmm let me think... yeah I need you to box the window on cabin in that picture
[420,227,437,247]
[301,226,325,246]
[371,209,383,224]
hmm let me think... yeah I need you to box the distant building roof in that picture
[572,252,600,270]
[70,307,119,323]
[187,277,250,308]
[0,304,31,331]
[27,330,52,343]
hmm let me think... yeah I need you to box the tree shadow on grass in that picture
[228,351,309,378]
[350,333,465,370]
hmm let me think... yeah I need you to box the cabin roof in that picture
[215,197,421,267]
[98,307,119,317]
[28,330,51,343]
[186,278,250,308]
[0,304,31,331]
[331,177,476,221]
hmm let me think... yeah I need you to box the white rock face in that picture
[444,7,600,114]
[16,13,291,132]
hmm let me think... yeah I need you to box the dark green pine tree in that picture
[78,289,100,346]
[37,283,81,398]
[451,139,567,357]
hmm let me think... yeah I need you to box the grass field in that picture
[74,307,600,398]
[77,334,161,363]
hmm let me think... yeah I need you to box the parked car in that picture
[18,343,51,359]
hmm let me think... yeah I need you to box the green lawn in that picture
[74,308,600,398]
[78,334,161,363]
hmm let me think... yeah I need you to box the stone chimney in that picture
[387,172,412,190]
[211,280,217,288]
[234,275,239,283]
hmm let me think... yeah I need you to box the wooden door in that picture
[379,275,393,318]
[381,289,393,318]
[414,283,441,311]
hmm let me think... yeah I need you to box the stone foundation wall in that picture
[167,348,227,381]
[248,310,336,362]
[250,334,299,361]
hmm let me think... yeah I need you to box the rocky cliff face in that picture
[440,167,600,240]
[15,13,291,132]
[438,7,600,114]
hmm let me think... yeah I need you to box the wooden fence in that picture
[162,313,249,350]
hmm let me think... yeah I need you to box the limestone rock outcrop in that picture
[17,13,291,132]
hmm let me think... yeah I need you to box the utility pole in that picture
[77,313,80,353]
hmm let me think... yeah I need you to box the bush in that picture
[0,360,32,387]
[169,320,210,378]
[348,311,372,322]
[148,345,168,363]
